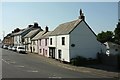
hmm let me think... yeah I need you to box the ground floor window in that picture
[43,49,45,55]
[58,50,61,59]
[45,50,47,55]
[40,49,41,53]
[49,47,55,59]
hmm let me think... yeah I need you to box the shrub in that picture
[70,56,87,66]
[116,54,120,70]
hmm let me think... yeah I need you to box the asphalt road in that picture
[2,48,105,78]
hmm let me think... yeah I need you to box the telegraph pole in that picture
[2,31,5,41]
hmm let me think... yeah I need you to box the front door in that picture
[49,47,55,59]
[58,50,61,60]
[30,46,32,53]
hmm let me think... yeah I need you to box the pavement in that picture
[28,52,120,78]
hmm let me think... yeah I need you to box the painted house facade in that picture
[13,22,42,47]
[38,29,51,57]
[31,31,45,53]
[13,30,24,46]
[24,29,41,52]
[49,10,105,62]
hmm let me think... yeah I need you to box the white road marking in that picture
[9,61,16,64]
[26,70,38,72]
[48,76,62,78]
[49,74,62,79]
[15,65,24,68]
[18,54,26,55]
[2,59,10,64]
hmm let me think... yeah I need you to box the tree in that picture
[97,31,113,43]
[114,20,120,44]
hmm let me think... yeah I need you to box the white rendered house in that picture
[104,42,120,56]
[24,29,41,52]
[48,9,105,62]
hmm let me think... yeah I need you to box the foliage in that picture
[97,31,113,43]
[114,20,120,45]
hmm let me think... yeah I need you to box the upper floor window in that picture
[50,38,52,45]
[45,39,47,46]
[33,41,36,45]
[62,37,65,45]
[39,39,41,46]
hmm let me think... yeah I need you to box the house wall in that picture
[24,37,31,52]
[3,37,9,45]
[14,35,22,46]
[109,45,120,55]
[48,36,57,58]
[70,21,104,60]
[11,36,14,46]
[48,36,57,47]
[28,38,31,52]
[56,35,70,62]
[38,38,49,57]
[14,36,16,46]
[32,40,38,53]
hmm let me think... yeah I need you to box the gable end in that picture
[69,20,83,34]
[69,20,97,37]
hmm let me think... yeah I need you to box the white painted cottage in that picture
[24,29,41,52]
[31,31,46,53]
[48,9,105,62]
[13,22,42,47]
[104,42,120,56]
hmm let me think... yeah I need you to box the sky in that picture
[0,2,119,40]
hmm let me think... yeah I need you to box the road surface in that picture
[2,48,107,78]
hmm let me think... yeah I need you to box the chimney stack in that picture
[79,9,85,21]
[34,22,38,27]
[45,26,49,32]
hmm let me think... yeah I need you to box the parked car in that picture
[3,45,8,49]
[16,46,26,53]
[12,46,17,51]
[8,46,12,50]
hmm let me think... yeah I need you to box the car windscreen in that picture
[18,47,25,49]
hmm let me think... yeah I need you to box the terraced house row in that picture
[2,10,106,62]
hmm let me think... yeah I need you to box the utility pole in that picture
[2,31,5,42]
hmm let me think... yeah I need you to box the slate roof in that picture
[13,25,42,36]
[50,19,82,36]
[13,28,28,36]
[31,31,46,40]
[24,29,40,38]
[39,31,52,39]
[12,29,25,36]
